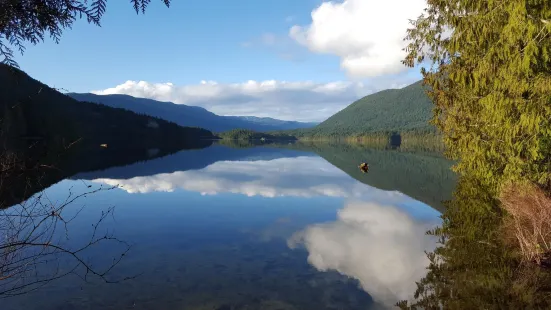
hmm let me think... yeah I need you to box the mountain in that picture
[67,93,317,132]
[0,64,217,208]
[279,80,435,138]
[227,116,318,130]
[0,64,215,154]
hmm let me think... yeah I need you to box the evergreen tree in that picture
[403,0,551,193]
[0,0,171,67]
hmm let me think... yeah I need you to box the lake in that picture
[1,142,457,310]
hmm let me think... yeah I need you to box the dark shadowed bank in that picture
[0,64,217,208]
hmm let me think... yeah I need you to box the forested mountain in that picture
[0,64,218,208]
[278,80,435,138]
[0,64,214,152]
[68,93,317,132]
[226,116,318,129]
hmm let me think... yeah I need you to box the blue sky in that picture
[13,0,427,122]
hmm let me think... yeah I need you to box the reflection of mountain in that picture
[72,144,315,180]
[2,141,213,209]
[90,156,412,200]
[272,143,457,212]
[81,143,454,213]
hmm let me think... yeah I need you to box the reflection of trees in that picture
[0,153,133,298]
[272,141,456,212]
[397,176,551,309]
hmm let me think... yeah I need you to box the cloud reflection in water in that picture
[91,156,406,201]
[90,153,440,308]
[288,200,439,308]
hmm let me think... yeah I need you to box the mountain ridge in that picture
[67,93,317,132]
[273,80,436,138]
[0,65,215,153]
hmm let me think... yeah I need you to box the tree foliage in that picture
[398,176,551,309]
[0,0,171,67]
[403,0,551,193]
[217,129,297,141]
[277,80,437,139]
[275,141,456,212]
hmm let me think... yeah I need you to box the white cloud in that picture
[290,0,427,78]
[91,75,418,122]
[288,200,439,307]
[92,80,373,122]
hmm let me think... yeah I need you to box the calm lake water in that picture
[3,143,456,310]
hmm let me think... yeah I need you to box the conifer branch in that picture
[0,0,172,68]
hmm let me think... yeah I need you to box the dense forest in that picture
[217,129,297,141]
[274,80,435,139]
[0,63,217,209]
[397,0,551,308]
[218,81,441,149]
[0,64,215,153]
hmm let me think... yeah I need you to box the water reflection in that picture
[398,176,551,309]
[75,144,455,215]
[0,183,130,299]
[90,156,411,201]
[289,200,440,308]
[2,143,454,309]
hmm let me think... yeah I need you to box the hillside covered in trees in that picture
[278,80,435,139]
[217,129,296,141]
[0,64,215,153]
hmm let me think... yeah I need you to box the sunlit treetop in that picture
[403,0,551,193]
[0,0,171,67]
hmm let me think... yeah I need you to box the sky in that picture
[14,0,427,122]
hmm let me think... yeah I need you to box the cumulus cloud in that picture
[290,0,427,78]
[91,73,421,122]
[90,156,415,203]
[288,200,439,307]
[92,79,375,122]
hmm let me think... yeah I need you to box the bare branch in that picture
[0,152,135,298]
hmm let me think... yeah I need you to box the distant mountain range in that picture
[68,80,434,138]
[280,80,435,138]
[67,93,318,132]
[0,64,214,152]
